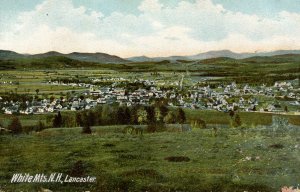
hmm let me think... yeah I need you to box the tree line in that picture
[1,104,186,134]
[53,104,186,129]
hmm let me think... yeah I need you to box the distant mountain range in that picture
[127,50,300,62]
[0,50,127,63]
[1,49,300,64]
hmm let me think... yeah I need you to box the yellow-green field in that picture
[0,125,299,191]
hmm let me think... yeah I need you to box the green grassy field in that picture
[0,125,299,191]
[184,109,300,126]
[0,109,299,130]
[1,53,299,86]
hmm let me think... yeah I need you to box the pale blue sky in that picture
[2,0,300,18]
[1,0,300,56]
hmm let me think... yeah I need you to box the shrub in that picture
[82,124,92,134]
[102,143,116,147]
[164,156,190,162]
[269,143,284,149]
[68,160,86,177]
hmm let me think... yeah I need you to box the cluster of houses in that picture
[47,80,91,88]
[0,78,299,115]
[0,81,17,85]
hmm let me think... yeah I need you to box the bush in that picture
[68,160,88,177]
[82,124,92,134]
[164,156,190,162]
[102,143,116,147]
[269,143,284,149]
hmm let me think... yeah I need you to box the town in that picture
[1,76,299,115]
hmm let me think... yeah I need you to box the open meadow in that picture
[0,125,299,192]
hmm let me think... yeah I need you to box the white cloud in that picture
[1,0,300,57]
[138,0,163,13]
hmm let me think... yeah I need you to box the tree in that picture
[35,89,40,95]
[137,108,148,125]
[164,111,176,124]
[116,107,125,124]
[229,110,235,118]
[159,105,169,120]
[123,107,131,125]
[93,106,103,125]
[154,107,163,122]
[87,111,96,126]
[234,114,242,127]
[101,105,113,125]
[116,106,131,125]
[52,111,63,127]
[75,112,83,127]
[82,112,92,134]
[19,102,27,111]
[8,116,22,134]
[145,106,155,124]
[130,106,139,124]
[176,108,186,124]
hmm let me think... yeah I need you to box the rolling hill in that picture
[127,50,300,62]
[0,56,102,69]
[0,50,128,63]
[0,49,300,72]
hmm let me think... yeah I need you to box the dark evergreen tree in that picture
[75,112,83,127]
[82,112,92,134]
[229,110,235,118]
[53,111,63,127]
[58,111,62,123]
[8,116,22,134]
[116,107,125,124]
[87,111,96,126]
[159,105,169,119]
[145,106,155,124]
[234,114,242,127]
[176,108,186,124]
[123,107,131,125]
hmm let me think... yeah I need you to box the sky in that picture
[1,0,300,57]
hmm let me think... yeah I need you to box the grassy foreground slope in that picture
[0,126,299,191]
